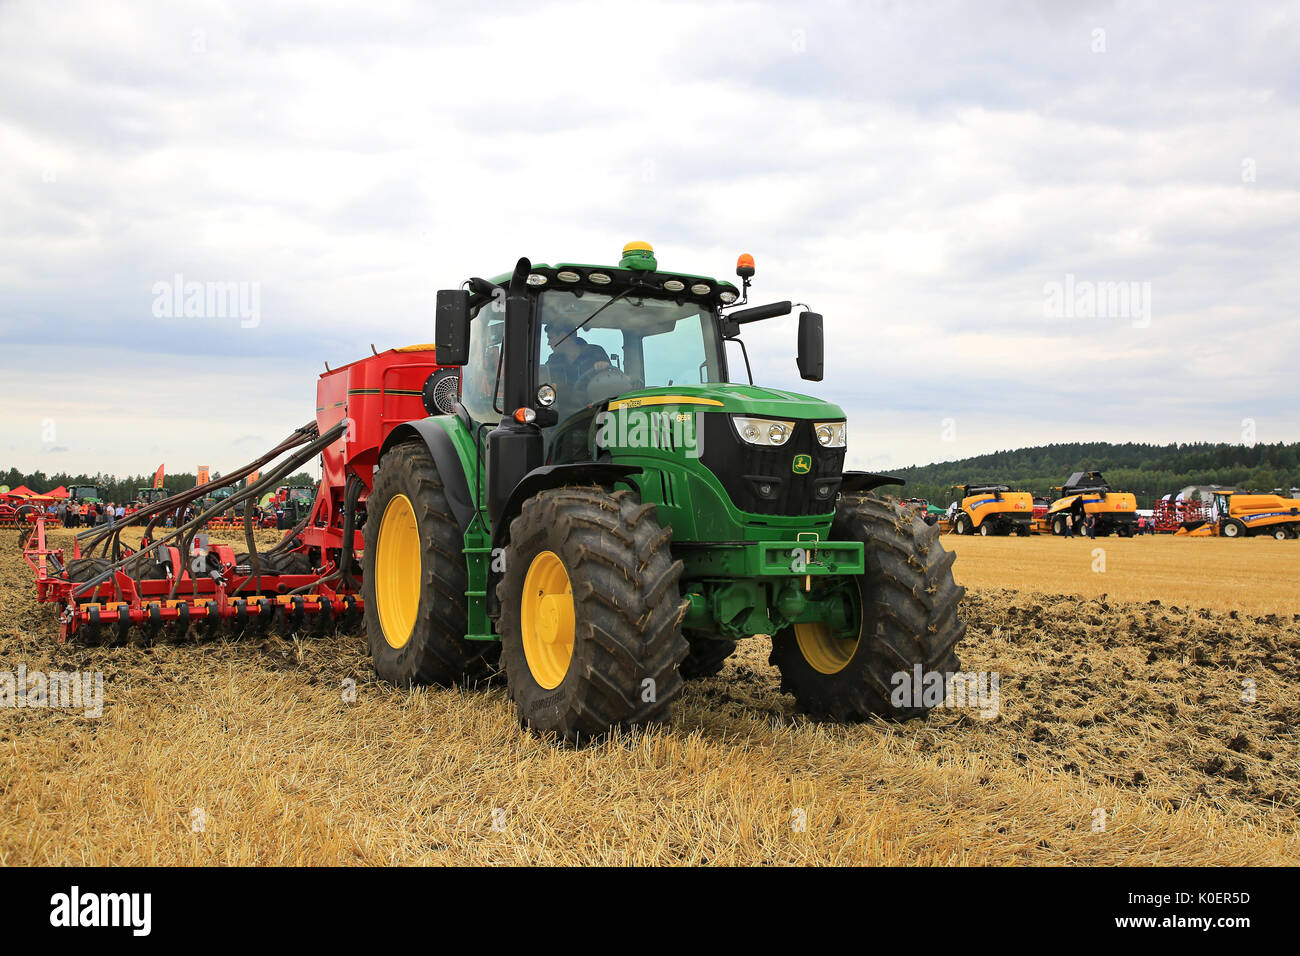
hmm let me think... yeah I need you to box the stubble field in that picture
[1,525,1297,865]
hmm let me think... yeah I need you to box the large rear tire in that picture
[362,441,499,688]
[497,487,688,742]
[770,493,965,721]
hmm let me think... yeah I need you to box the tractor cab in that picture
[135,487,170,507]
[442,242,843,532]
[1212,491,1233,520]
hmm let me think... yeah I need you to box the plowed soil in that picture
[1,525,1296,865]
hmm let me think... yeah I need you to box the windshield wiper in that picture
[548,283,639,351]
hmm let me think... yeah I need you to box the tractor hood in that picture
[604,383,845,421]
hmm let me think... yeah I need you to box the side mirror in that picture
[797,311,823,381]
[435,289,471,366]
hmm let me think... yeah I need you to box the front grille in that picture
[701,415,846,516]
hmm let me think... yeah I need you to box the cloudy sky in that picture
[2,0,1297,480]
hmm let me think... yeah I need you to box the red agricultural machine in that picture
[0,500,42,528]
[21,346,459,643]
[1152,494,1208,533]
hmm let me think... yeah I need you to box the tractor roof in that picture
[964,483,1011,494]
[489,262,738,298]
[1063,471,1110,492]
[487,244,739,305]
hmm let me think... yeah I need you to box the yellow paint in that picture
[520,551,575,689]
[607,396,725,411]
[375,494,420,649]
[794,621,858,675]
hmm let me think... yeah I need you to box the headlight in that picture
[814,421,847,448]
[733,415,796,447]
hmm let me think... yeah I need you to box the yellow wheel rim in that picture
[375,493,421,649]
[520,550,575,689]
[794,621,858,675]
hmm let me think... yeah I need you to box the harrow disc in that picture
[114,606,132,644]
[82,605,103,646]
[143,602,164,643]
[171,603,192,643]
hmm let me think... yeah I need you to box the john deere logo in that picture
[792,455,812,475]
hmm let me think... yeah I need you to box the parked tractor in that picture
[70,485,102,505]
[1213,491,1300,539]
[1046,471,1137,536]
[948,483,1033,536]
[262,484,316,528]
[134,487,171,507]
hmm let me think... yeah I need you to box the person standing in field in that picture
[1064,513,1074,538]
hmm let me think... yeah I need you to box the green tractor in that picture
[135,487,171,507]
[70,484,103,505]
[363,242,965,741]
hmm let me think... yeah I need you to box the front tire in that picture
[770,493,965,721]
[362,441,499,688]
[498,487,689,742]
[1222,519,1245,538]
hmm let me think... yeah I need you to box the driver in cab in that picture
[543,322,610,398]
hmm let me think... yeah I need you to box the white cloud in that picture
[1,0,1298,478]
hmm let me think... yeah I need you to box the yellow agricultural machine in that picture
[1046,471,1137,537]
[1208,491,1300,539]
[947,483,1033,536]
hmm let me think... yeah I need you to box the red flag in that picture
[197,465,210,486]
[153,464,165,489]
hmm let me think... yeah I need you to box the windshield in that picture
[537,290,724,419]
